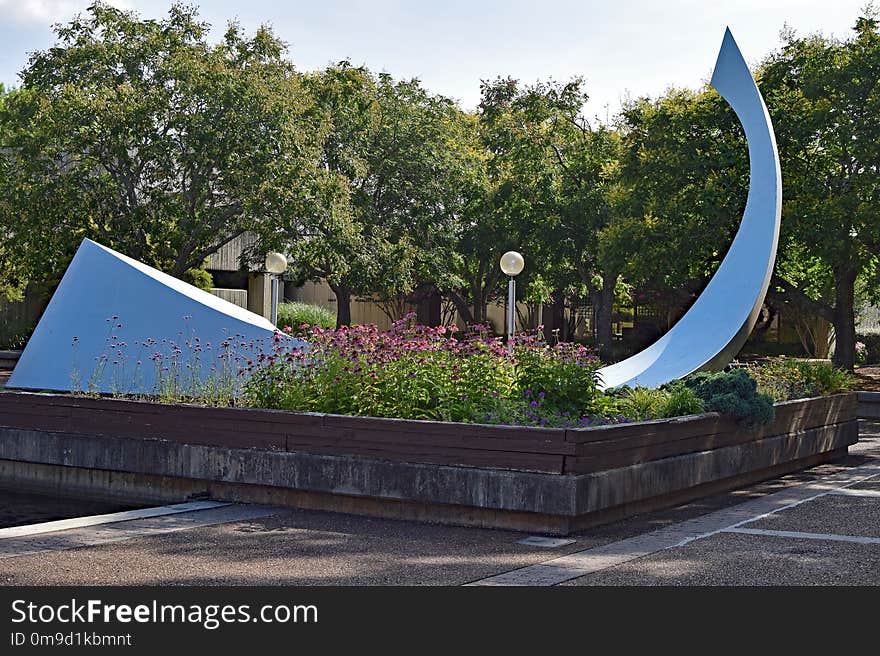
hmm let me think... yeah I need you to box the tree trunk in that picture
[329,282,352,328]
[448,291,475,326]
[472,278,487,324]
[542,293,567,343]
[831,267,857,371]
[594,273,617,364]
[417,288,442,326]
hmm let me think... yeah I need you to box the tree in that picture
[0,83,30,302]
[476,77,622,359]
[288,63,479,327]
[760,12,880,370]
[0,2,325,294]
[611,87,748,333]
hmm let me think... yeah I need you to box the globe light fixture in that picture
[500,251,524,353]
[264,252,288,326]
[500,251,525,277]
[265,252,288,275]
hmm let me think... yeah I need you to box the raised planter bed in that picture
[0,390,859,535]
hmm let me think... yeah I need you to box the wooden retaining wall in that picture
[0,391,859,534]
[0,391,856,475]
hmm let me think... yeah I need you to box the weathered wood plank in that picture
[564,422,854,474]
[0,390,857,477]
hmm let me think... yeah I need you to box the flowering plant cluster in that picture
[72,314,253,404]
[855,341,868,366]
[240,314,616,427]
[73,313,844,429]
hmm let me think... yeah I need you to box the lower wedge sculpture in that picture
[597,28,782,390]
[7,239,301,395]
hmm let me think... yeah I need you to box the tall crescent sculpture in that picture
[597,28,782,390]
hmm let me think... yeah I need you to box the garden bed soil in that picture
[854,365,880,392]
[0,390,859,535]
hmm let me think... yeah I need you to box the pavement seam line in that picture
[0,501,231,539]
[466,459,880,586]
[680,468,880,543]
[0,504,283,560]
[721,527,880,545]
[828,488,880,497]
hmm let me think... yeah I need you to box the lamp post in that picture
[264,252,288,327]
[500,251,524,353]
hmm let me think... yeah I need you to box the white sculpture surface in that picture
[597,28,782,390]
[8,239,299,394]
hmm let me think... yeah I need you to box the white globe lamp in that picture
[500,251,524,352]
[264,252,288,326]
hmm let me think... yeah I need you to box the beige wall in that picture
[205,234,538,331]
[288,280,397,329]
[289,278,536,332]
[209,288,248,309]
[205,234,256,272]
[246,273,273,318]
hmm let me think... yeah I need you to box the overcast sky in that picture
[0,1,871,119]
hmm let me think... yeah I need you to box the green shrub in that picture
[513,340,604,417]
[748,358,854,402]
[659,385,705,418]
[611,384,704,421]
[182,268,214,291]
[682,369,774,427]
[0,319,35,350]
[276,302,336,334]
[617,387,669,421]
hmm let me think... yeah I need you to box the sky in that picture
[0,0,872,119]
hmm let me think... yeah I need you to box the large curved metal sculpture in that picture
[7,239,301,394]
[597,28,782,390]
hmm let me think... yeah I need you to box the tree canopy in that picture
[760,14,880,368]
[2,2,878,370]
[0,2,325,293]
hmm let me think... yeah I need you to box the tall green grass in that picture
[276,302,336,334]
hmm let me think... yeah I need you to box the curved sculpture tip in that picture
[596,28,782,391]
[710,27,747,93]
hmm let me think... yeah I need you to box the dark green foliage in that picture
[614,384,705,421]
[0,319,35,350]
[616,387,668,421]
[0,3,325,290]
[681,369,775,427]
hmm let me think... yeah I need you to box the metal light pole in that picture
[499,251,524,353]
[264,252,288,327]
